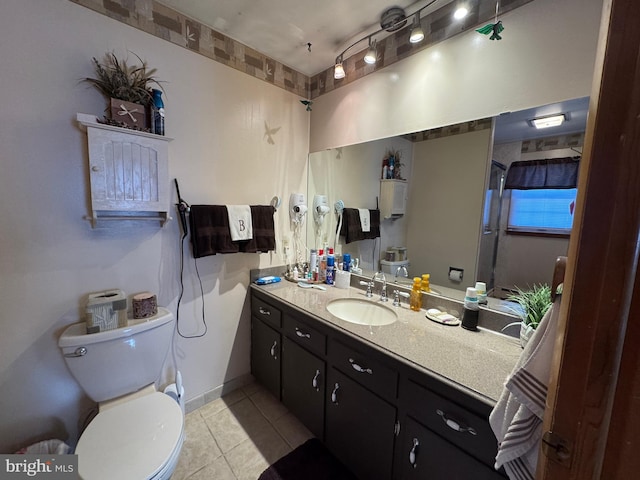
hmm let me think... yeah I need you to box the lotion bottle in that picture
[409,277,422,312]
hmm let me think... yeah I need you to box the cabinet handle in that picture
[436,409,477,435]
[312,370,321,391]
[91,165,100,172]
[270,340,278,359]
[295,327,311,339]
[348,358,373,375]
[259,307,271,316]
[331,383,340,404]
[409,438,419,468]
[394,420,401,436]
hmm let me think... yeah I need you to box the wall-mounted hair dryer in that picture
[289,193,307,224]
[313,194,330,226]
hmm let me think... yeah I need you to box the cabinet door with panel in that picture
[326,367,397,480]
[282,337,326,439]
[398,416,505,480]
[250,317,281,399]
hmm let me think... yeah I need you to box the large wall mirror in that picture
[307,96,588,305]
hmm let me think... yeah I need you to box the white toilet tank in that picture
[59,308,174,402]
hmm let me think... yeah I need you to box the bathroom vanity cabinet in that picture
[250,287,506,480]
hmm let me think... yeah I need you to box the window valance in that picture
[505,157,580,190]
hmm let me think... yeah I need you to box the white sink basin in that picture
[326,298,397,326]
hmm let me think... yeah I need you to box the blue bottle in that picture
[325,255,335,285]
[151,89,165,135]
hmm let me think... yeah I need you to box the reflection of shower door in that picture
[477,161,506,292]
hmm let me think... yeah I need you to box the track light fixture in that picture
[334,56,345,79]
[364,38,377,65]
[333,1,442,80]
[409,12,425,43]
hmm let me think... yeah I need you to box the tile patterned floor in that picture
[172,382,314,480]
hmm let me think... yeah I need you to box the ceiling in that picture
[494,96,590,144]
[156,1,589,143]
[158,0,454,76]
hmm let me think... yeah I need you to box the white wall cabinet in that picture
[380,179,407,219]
[77,113,172,227]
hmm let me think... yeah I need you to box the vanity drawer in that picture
[283,314,326,356]
[329,339,398,400]
[403,379,498,467]
[251,296,282,329]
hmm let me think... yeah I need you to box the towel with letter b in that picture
[226,205,253,241]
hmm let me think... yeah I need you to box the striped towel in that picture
[489,298,560,480]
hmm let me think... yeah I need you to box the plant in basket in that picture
[84,52,163,131]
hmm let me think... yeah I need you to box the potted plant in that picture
[506,283,552,348]
[84,52,162,131]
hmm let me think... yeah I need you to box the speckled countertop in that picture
[253,280,523,403]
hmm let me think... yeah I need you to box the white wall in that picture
[307,137,413,270]
[0,0,309,452]
[406,129,494,288]
[310,0,602,152]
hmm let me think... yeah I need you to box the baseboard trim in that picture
[184,373,255,414]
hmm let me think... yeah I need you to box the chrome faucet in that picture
[372,271,388,302]
[395,265,408,280]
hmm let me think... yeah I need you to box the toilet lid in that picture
[76,392,183,480]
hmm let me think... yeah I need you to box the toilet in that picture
[58,307,184,480]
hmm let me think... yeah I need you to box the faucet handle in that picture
[393,290,410,307]
[359,280,374,297]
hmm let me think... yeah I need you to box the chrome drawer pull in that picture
[259,307,271,315]
[409,438,419,467]
[312,370,321,390]
[270,340,278,359]
[436,409,477,435]
[331,383,340,404]
[64,347,87,358]
[295,327,311,339]
[349,358,373,375]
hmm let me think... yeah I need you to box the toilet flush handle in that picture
[64,347,87,357]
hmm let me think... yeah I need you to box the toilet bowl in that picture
[59,307,184,479]
[76,391,184,480]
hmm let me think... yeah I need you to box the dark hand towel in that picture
[189,205,276,258]
[189,205,239,257]
[243,205,276,253]
[340,208,380,244]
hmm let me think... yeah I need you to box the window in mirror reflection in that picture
[507,188,577,234]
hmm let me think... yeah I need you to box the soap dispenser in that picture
[409,277,422,312]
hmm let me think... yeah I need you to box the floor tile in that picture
[225,422,291,480]
[204,397,270,453]
[249,387,289,423]
[198,388,247,419]
[178,383,316,480]
[185,456,236,480]
[272,412,314,449]
[172,411,222,479]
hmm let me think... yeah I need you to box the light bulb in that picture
[334,62,345,79]
[454,7,469,20]
[409,14,424,43]
[364,39,377,64]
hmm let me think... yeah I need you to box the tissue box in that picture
[86,289,127,334]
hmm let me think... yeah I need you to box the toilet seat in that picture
[76,392,184,480]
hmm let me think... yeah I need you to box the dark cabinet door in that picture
[326,367,396,480]
[251,317,281,399]
[398,416,506,480]
[282,337,326,439]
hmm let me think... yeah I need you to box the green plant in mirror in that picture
[506,283,552,329]
[84,52,162,105]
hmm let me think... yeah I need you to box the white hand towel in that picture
[358,208,371,232]
[226,205,253,241]
[489,299,560,480]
